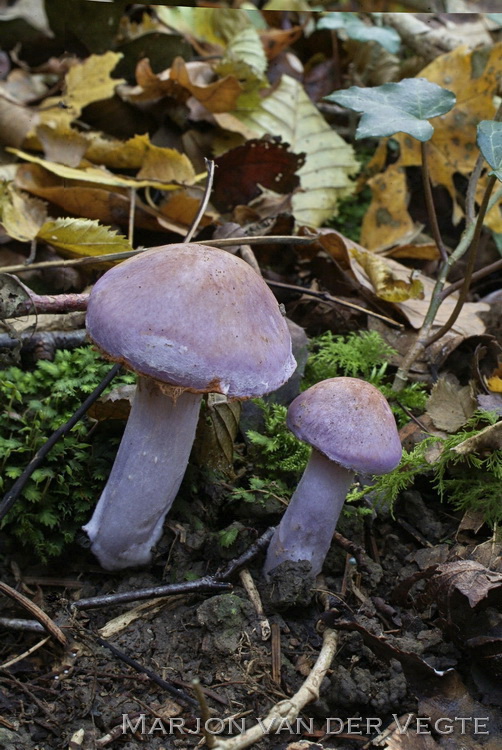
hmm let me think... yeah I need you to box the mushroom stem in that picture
[263,449,354,578]
[83,376,202,570]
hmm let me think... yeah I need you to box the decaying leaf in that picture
[37,218,132,258]
[452,420,502,456]
[213,138,305,212]
[8,148,196,191]
[216,75,359,227]
[425,377,477,433]
[169,57,242,114]
[350,245,424,302]
[87,384,136,421]
[192,394,241,472]
[0,181,47,241]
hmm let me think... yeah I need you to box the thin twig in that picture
[184,158,215,243]
[266,279,403,328]
[93,635,198,707]
[0,580,67,646]
[420,141,447,263]
[128,187,136,246]
[215,527,275,581]
[239,569,270,641]
[192,678,216,748]
[0,236,315,275]
[0,363,121,522]
[210,626,338,750]
[72,578,232,610]
[424,174,497,348]
[440,255,502,300]
[74,528,276,610]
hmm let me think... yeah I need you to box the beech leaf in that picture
[37,218,132,258]
[325,78,456,141]
[218,75,358,227]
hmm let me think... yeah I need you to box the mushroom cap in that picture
[86,243,296,398]
[287,377,402,474]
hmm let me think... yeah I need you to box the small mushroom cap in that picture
[287,377,402,474]
[86,243,295,398]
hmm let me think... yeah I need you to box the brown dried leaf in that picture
[425,377,476,433]
[169,57,242,114]
[452,421,502,456]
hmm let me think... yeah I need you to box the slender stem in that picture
[83,377,202,570]
[263,449,354,578]
[0,235,315,274]
[421,141,447,263]
[392,182,502,391]
[128,187,136,245]
[184,158,215,243]
[441,255,502,300]
[424,174,497,347]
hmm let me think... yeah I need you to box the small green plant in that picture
[349,411,502,527]
[0,347,135,560]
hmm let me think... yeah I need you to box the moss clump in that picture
[0,347,135,560]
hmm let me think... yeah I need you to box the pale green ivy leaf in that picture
[325,78,456,142]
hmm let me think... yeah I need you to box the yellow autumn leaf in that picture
[37,218,132,258]
[215,75,358,227]
[350,246,424,302]
[156,6,250,47]
[37,52,125,132]
[8,148,199,191]
[0,181,47,242]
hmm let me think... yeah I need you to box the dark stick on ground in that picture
[72,578,233,610]
[72,527,276,610]
[94,635,198,707]
[0,363,121,522]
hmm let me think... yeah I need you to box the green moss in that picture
[0,347,135,560]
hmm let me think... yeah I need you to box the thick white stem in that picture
[83,377,202,570]
[263,449,354,578]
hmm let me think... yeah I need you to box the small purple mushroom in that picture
[83,243,296,570]
[263,377,402,578]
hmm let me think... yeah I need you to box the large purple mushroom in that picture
[84,243,296,570]
[263,377,402,578]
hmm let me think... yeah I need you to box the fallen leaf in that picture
[36,123,88,167]
[8,148,196,191]
[213,138,305,212]
[0,182,47,242]
[452,421,502,456]
[361,164,415,250]
[215,75,359,227]
[193,394,241,472]
[350,245,424,302]
[426,377,477,433]
[37,218,132,258]
[123,58,190,104]
[15,163,160,232]
[38,51,125,131]
[169,57,242,114]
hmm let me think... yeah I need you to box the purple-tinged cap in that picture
[86,243,296,398]
[287,377,402,474]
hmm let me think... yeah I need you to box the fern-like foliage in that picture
[348,411,502,527]
[0,347,135,560]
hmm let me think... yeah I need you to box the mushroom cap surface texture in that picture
[86,243,296,398]
[287,377,402,475]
